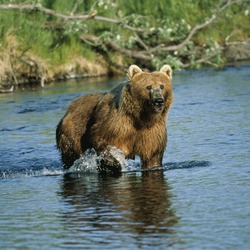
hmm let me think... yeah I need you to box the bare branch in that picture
[133,31,150,52]
[70,0,79,16]
[0,4,144,32]
[80,34,152,61]
[0,0,248,71]
[150,0,249,53]
[181,51,222,68]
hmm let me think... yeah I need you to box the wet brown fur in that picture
[56,65,173,169]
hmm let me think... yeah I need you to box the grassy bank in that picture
[0,0,249,87]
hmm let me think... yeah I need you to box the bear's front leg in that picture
[141,153,163,169]
[97,146,125,175]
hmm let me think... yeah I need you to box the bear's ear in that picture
[127,65,142,80]
[160,65,172,80]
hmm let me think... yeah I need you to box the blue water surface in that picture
[0,64,249,249]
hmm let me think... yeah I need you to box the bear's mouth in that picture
[153,104,164,112]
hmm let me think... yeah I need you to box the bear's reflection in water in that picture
[59,171,178,239]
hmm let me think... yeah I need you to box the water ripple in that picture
[0,126,27,132]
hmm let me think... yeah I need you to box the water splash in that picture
[0,159,211,179]
[0,167,64,179]
[68,147,128,174]
[106,145,127,172]
[0,145,211,179]
[68,148,99,173]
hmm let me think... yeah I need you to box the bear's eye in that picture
[160,84,164,89]
[146,85,152,91]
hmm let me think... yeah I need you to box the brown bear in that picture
[56,65,173,173]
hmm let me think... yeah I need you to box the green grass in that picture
[0,0,249,81]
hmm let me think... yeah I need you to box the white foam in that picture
[0,147,140,179]
[69,148,99,173]
[107,146,127,171]
[0,167,64,179]
[68,147,129,173]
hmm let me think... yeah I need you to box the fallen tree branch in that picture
[80,34,152,61]
[70,0,79,16]
[0,0,248,71]
[181,50,222,68]
[150,0,249,53]
[0,3,143,32]
[0,0,247,53]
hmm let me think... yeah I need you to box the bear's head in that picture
[127,65,173,113]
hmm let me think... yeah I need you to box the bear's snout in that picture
[153,97,164,106]
[151,87,165,112]
[152,97,165,112]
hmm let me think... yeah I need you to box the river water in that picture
[0,64,249,249]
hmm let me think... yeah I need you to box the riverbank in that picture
[1,38,250,92]
[224,39,250,63]
[1,39,250,87]
[1,0,249,91]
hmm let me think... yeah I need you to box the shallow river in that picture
[0,64,249,249]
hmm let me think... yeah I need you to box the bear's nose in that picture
[154,97,164,106]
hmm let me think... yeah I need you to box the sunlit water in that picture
[0,65,249,249]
